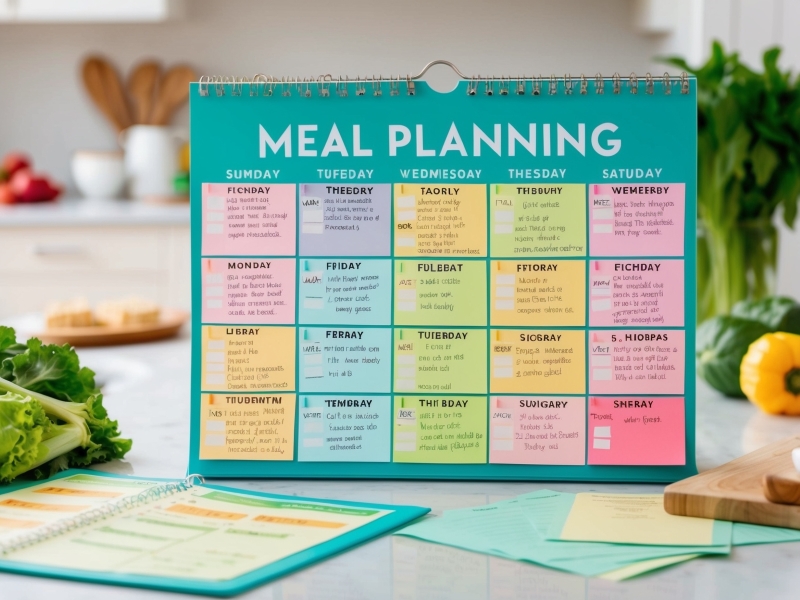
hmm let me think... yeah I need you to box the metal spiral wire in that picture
[0,475,204,556]
[198,60,690,98]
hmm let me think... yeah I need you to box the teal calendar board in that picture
[189,70,697,482]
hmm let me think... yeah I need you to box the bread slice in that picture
[95,298,161,327]
[45,298,93,329]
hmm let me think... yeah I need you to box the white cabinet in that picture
[0,0,185,23]
[0,224,191,318]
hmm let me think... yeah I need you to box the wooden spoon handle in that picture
[99,60,133,131]
[82,58,124,132]
[763,474,800,505]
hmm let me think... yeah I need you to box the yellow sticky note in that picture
[556,493,725,547]
[490,329,585,394]
[393,184,487,257]
[201,326,295,392]
[490,260,585,326]
[200,393,296,461]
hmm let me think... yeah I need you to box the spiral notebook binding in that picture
[0,475,204,557]
[198,61,690,99]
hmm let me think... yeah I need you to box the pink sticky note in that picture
[489,396,585,465]
[589,184,685,257]
[587,396,685,465]
[202,183,296,256]
[589,260,684,327]
[201,258,296,324]
[588,330,685,395]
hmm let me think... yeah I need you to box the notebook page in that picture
[6,485,390,581]
[0,473,162,547]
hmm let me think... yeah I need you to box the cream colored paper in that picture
[598,553,701,581]
[556,493,720,546]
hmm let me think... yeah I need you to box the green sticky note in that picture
[393,328,487,393]
[393,396,487,464]
[489,184,587,257]
[394,260,487,326]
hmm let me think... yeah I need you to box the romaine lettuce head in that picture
[0,392,50,483]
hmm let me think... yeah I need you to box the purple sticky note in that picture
[299,184,391,256]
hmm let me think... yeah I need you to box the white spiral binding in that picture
[198,60,690,98]
[0,474,204,557]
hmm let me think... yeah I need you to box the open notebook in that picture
[0,470,429,596]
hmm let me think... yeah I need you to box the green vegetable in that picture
[731,296,800,333]
[665,43,800,321]
[696,315,771,397]
[0,392,85,482]
[0,393,51,481]
[0,327,131,483]
[0,326,26,362]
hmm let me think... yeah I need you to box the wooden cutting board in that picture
[665,435,800,529]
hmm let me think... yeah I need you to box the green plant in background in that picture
[666,42,800,323]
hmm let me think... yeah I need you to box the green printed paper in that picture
[732,523,800,546]
[394,328,487,393]
[393,396,487,463]
[396,490,730,578]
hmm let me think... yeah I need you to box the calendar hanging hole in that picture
[415,62,461,93]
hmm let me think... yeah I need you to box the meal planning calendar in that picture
[189,75,697,482]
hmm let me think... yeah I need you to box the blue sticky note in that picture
[298,395,391,462]
[299,327,392,393]
[299,258,392,325]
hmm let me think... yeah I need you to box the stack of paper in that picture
[395,491,800,580]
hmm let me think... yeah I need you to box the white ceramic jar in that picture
[119,125,186,198]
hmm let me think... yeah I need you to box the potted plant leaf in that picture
[666,42,800,323]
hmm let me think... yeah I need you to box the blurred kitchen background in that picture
[0,0,798,319]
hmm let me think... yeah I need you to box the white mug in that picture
[119,125,186,198]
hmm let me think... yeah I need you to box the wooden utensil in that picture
[665,435,800,529]
[763,473,800,506]
[81,56,133,133]
[150,65,196,125]
[127,60,161,124]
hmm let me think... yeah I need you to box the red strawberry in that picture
[2,153,31,178]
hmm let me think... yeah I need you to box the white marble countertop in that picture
[0,197,190,227]
[3,331,800,600]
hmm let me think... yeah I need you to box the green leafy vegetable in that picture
[0,393,51,482]
[0,337,97,403]
[696,315,771,397]
[0,326,26,363]
[0,328,131,483]
[0,392,87,483]
[730,296,800,333]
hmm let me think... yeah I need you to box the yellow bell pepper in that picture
[740,332,800,415]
